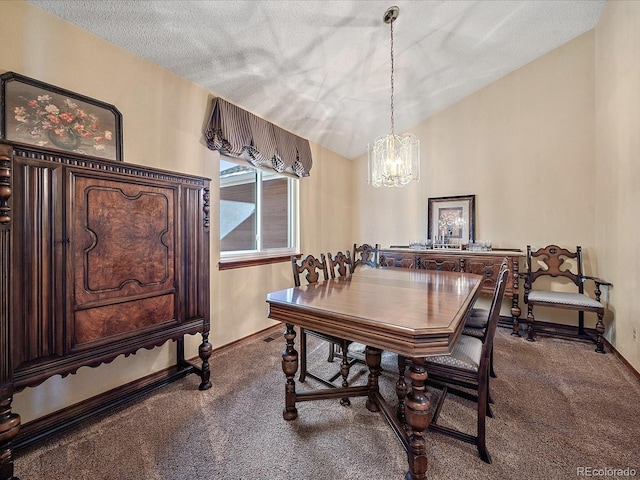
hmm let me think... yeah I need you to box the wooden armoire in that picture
[0,141,212,480]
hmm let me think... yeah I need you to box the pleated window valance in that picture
[205,97,312,177]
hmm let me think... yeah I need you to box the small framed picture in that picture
[428,194,476,246]
[0,71,123,161]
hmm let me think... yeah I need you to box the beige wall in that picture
[2,1,353,422]
[213,143,354,348]
[595,1,640,371]
[355,30,598,326]
[353,2,640,372]
[354,31,596,252]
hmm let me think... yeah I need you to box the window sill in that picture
[218,254,301,270]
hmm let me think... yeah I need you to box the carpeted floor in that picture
[14,327,640,480]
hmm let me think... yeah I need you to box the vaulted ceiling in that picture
[28,0,606,159]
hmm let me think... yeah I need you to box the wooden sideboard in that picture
[0,141,212,480]
[378,248,523,330]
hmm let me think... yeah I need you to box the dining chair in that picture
[292,254,353,406]
[523,245,612,353]
[424,264,510,464]
[352,243,379,270]
[326,250,353,363]
[326,250,368,368]
[462,257,509,379]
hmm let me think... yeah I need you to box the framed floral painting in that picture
[427,194,476,246]
[0,72,123,161]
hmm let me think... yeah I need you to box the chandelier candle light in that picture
[368,6,420,188]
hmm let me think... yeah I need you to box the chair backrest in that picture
[480,262,510,369]
[291,254,329,286]
[493,257,509,293]
[352,243,379,270]
[327,251,353,279]
[526,245,584,293]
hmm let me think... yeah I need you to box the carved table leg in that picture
[595,312,606,354]
[404,357,430,480]
[593,283,606,353]
[526,304,536,342]
[198,333,213,391]
[282,324,299,421]
[364,346,382,413]
[339,340,351,407]
[0,386,21,480]
[396,355,408,426]
[511,261,522,337]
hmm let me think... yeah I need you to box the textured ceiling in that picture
[27,0,606,159]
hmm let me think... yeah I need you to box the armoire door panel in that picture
[72,292,176,349]
[70,173,177,306]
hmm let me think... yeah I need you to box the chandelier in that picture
[368,6,420,188]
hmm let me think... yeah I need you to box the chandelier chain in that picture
[390,16,395,135]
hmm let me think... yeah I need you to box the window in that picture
[219,156,298,263]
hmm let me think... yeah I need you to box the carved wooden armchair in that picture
[523,245,612,353]
[352,243,379,270]
[292,254,353,406]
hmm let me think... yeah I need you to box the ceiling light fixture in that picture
[368,6,420,188]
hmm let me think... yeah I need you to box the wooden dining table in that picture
[266,266,483,480]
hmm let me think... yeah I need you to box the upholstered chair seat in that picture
[427,335,483,372]
[526,291,603,309]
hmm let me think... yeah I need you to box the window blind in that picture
[205,97,312,177]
